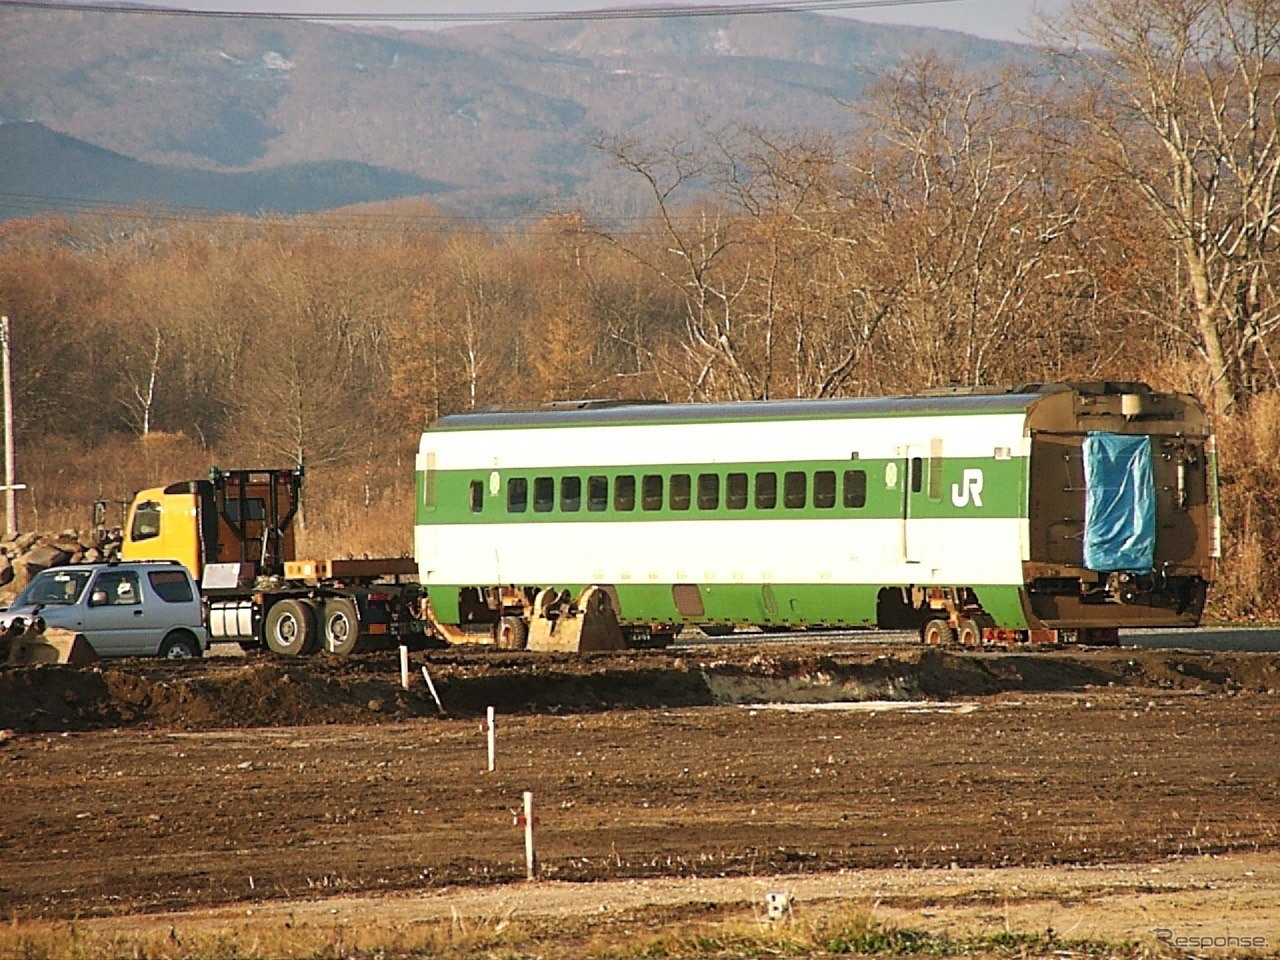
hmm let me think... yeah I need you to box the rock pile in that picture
[0,531,122,602]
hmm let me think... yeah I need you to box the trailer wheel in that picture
[495,616,528,650]
[922,619,955,646]
[264,599,318,656]
[322,597,361,656]
[955,618,982,646]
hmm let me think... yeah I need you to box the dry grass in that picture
[0,905,1140,959]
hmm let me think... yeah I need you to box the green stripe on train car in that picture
[416,456,1027,525]
[426,582,1031,631]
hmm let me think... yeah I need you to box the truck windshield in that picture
[16,570,93,606]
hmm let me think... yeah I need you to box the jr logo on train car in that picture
[951,468,984,508]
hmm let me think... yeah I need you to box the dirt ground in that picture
[2,643,1279,955]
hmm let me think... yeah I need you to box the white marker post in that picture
[421,665,445,714]
[522,790,537,881]
[399,645,410,691]
[486,706,496,772]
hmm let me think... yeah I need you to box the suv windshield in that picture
[17,570,93,606]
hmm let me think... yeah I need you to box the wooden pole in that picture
[2,316,15,538]
[523,790,537,881]
[399,645,410,691]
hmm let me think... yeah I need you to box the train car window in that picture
[726,473,748,510]
[642,474,664,511]
[698,473,720,510]
[813,470,836,508]
[561,476,582,512]
[587,475,609,512]
[615,475,636,511]
[423,451,438,511]
[843,469,867,508]
[508,477,528,513]
[534,477,555,513]
[754,472,777,510]
[928,438,944,501]
[910,457,924,494]
[670,474,691,510]
[784,471,807,509]
[469,480,484,513]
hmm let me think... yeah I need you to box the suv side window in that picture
[148,570,194,603]
[94,570,141,606]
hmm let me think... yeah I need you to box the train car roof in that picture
[428,382,1156,432]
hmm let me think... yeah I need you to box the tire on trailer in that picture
[264,598,319,656]
[955,618,982,646]
[495,616,529,650]
[159,631,202,659]
[322,597,361,656]
[922,619,956,646]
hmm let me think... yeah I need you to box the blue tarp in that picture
[1083,432,1156,573]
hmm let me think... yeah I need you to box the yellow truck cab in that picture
[121,468,300,579]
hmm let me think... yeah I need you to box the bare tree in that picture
[1048,0,1280,416]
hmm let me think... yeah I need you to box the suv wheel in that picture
[160,632,201,659]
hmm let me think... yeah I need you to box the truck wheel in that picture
[322,597,361,656]
[922,619,955,646]
[159,632,202,659]
[264,599,318,656]
[956,618,983,646]
[495,616,528,650]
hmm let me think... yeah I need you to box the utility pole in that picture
[1,316,23,537]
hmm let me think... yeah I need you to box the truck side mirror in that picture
[89,590,109,607]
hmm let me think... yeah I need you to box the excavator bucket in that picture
[526,585,625,653]
[6,621,99,666]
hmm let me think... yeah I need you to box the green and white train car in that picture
[415,382,1218,647]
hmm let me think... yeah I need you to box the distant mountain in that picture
[0,121,444,221]
[0,8,1039,221]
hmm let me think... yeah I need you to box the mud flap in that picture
[7,624,99,666]
[527,586,625,653]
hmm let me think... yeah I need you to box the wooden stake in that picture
[523,790,536,881]
[486,706,496,772]
[399,645,410,691]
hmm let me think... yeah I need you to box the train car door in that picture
[901,444,926,564]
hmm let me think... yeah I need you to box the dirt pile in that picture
[2,644,1278,733]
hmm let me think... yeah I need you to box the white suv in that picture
[1,561,207,658]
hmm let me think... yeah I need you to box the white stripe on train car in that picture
[415,517,1028,587]
[417,413,1033,472]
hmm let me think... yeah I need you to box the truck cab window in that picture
[131,501,162,541]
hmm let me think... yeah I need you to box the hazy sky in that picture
[159,0,1076,45]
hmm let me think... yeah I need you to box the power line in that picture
[0,0,971,23]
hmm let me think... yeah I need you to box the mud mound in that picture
[2,645,1278,733]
